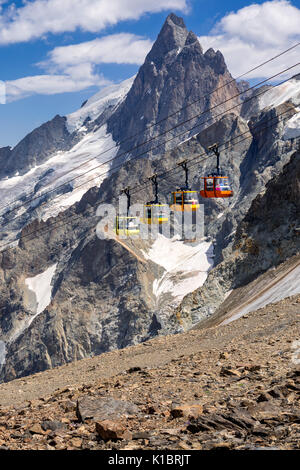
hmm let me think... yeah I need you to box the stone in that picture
[256,392,273,403]
[61,400,76,413]
[248,402,281,421]
[220,367,241,377]
[70,438,82,448]
[171,403,203,419]
[132,431,153,440]
[95,420,132,441]
[29,424,45,435]
[219,352,230,360]
[76,396,139,422]
[41,420,66,432]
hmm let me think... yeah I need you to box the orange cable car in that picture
[200,143,233,199]
[200,176,233,198]
[170,160,200,212]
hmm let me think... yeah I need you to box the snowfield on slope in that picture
[25,264,57,316]
[142,235,214,302]
[7,264,57,345]
[259,76,300,110]
[222,263,300,325]
[66,76,135,133]
[0,124,118,224]
[283,108,300,139]
[0,77,135,236]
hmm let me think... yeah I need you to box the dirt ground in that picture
[0,294,299,450]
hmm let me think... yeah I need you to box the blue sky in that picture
[0,0,300,148]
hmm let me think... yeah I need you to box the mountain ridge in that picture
[0,12,299,384]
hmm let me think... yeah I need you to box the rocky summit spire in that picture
[107,12,241,156]
[146,13,189,63]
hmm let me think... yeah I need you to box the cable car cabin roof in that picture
[144,202,168,207]
[171,189,198,193]
[201,175,229,179]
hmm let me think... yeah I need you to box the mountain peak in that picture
[166,12,186,28]
[204,48,227,74]
[146,13,188,63]
[185,30,199,46]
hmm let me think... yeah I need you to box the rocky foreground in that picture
[0,295,299,450]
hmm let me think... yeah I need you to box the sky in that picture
[0,0,300,148]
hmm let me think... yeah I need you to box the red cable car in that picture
[200,176,233,198]
[200,143,233,199]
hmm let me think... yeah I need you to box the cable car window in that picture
[205,178,214,191]
[127,218,139,230]
[175,193,183,204]
[153,206,162,217]
[219,179,231,191]
[183,192,199,204]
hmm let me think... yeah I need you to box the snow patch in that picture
[142,235,214,302]
[66,76,135,133]
[8,264,57,344]
[0,341,6,367]
[259,78,300,111]
[283,109,300,140]
[222,264,300,325]
[25,264,57,316]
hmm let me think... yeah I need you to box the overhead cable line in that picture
[0,105,297,253]
[1,60,299,222]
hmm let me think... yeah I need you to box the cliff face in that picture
[0,115,74,178]
[0,13,299,383]
[177,149,300,326]
[107,13,241,162]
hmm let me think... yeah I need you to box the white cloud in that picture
[199,1,300,80]
[0,0,187,44]
[45,34,153,70]
[6,73,111,102]
[5,32,153,102]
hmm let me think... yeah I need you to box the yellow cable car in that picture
[169,161,200,212]
[115,188,140,236]
[170,190,200,212]
[115,216,140,236]
[141,175,169,224]
[141,203,169,224]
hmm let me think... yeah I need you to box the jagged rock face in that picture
[107,14,241,161]
[0,146,12,169]
[0,12,299,383]
[233,149,300,282]
[0,101,298,383]
[0,236,159,382]
[177,149,300,326]
[240,85,272,121]
[0,115,74,178]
